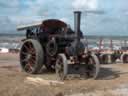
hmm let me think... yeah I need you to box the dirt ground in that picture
[1,53,128,96]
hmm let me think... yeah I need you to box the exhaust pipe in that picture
[74,11,81,43]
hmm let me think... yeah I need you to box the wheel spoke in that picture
[24,63,33,72]
[24,64,29,70]
[27,43,32,49]
[31,55,36,61]
[29,48,36,55]
[23,45,30,51]
[21,52,28,56]
[24,64,31,72]
[56,64,62,70]
[30,59,35,65]
[32,55,36,57]
[21,58,28,62]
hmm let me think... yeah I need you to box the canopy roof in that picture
[17,19,67,31]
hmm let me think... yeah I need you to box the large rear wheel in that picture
[20,39,44,74]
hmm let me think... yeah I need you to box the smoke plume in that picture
[72,0,98,10]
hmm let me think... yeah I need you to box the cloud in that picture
[0,0,128,36]
[9,16,44,25]
[0,16,16,33]
[0,0,20,8]
[21,0,46,16]
[72,0,98,10]
[60,17,69,23]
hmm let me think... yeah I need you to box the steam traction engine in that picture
[17,11,100,80]
[120,40,128,63]
[99,39,117,64]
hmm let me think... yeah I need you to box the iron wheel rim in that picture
[20,41,36,73]
[56,56,65,80]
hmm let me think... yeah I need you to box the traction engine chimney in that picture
[74,11,81,43]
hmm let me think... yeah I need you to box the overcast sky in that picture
[0,0,128,36]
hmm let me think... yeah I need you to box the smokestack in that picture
[74,11,81,42]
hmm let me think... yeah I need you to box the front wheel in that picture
[86,54,100,79]
[55,54,67,80]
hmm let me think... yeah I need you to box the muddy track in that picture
[1,53,128,96]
